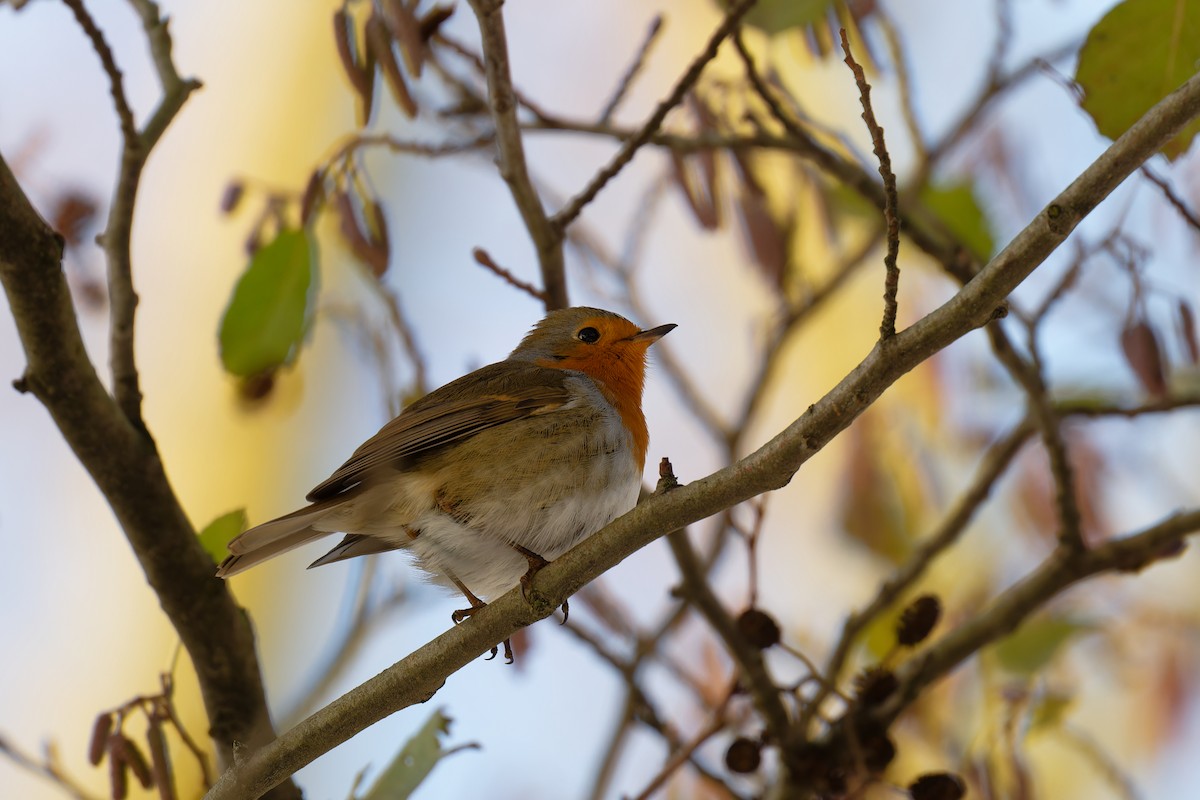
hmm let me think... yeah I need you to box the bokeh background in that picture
[3,0,1199,798]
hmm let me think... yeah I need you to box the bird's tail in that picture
[215,506,332,578]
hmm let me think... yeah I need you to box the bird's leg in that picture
[447,572,512,663]
[510,544,569,624]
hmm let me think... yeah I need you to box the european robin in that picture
[216,307,673,658]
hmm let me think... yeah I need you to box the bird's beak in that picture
[628,323,677,344]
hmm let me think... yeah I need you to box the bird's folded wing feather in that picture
[306,362,572,502]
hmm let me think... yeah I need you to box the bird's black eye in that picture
[577,326,601,344]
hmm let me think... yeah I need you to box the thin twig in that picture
[464,0,567,309]
[1141,165,1200,233]
[807,421,1033,731]
[627,714,730,800]
[667,528,791,742]
[61,0,137,142]
[61,0,146,426]
[472,247,550,303]
[550,0,760,234]
[597,15,665,125]
[0,735,102,800]
[840,29,900,341]
[379,287,430,399]
[332,132,495,162]
[989,326,1085,550]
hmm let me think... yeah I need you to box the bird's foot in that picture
[512,544,569,624]
[449,575,514,663]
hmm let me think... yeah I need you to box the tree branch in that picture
[0,7,293,792]
[0,152,299,799]
[550,0,759,234]
[464,0,567,310]
[202,70,1200,799]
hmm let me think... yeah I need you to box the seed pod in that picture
[219,181,245,215]
[107,734,130,800]
[724,737,762,774]
[120,736,153,789]
[897,594,941,646]
[862,730,896,773]
[853,666,898,707]
[909,771,966,800]
[146,717,176,800]
[87,712,114,766]
[736,608,781,649]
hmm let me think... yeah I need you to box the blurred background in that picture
[3,0,1199,798]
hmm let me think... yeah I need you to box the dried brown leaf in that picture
[669,151,720,230]
[120,736,153,789]
[333,9,371,100]
[334,190,388,278]
[299,170,325,226]
[734,184,787,286]
[108,734,130,800]
[87,712,113,766]
[146,718,176,800]
[1178,300,1199,365]
[52,190,99,246]
[417,4,456,42]
[1120,317,1168,396]
[365,13,417,118]
[379,0,427,76]
[219,181,244,215]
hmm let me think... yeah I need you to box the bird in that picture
[216,306,674,659]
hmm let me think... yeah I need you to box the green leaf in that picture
[358,709,474,800]
[219,229,316,377]
[992,616,1095,675]
[1028,690,1074,731]
[197,509,247,564]
[1075,0,1200,160]
[718,0,835,36]
[919,181,994,261]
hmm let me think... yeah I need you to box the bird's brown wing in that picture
[306,362,572,502]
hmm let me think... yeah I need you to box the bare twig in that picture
[0,735,102,800]
[464,0,567,309]
[628,713,730,800]
[472,247,550,303]
[598,15,664,125]
[61,0,137,142]
[550,0,760,234]
[667,528,791,742]
[840,29,900,341]
[1141,165,1200,233]
[807,421,1033,731]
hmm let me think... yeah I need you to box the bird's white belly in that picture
[406,453,641,599]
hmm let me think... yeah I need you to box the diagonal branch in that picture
[550,0,760,234]
[202,70,1200,800]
